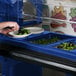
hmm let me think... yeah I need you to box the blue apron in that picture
[0,0,23,24]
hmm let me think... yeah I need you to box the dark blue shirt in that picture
[0,0,22,22]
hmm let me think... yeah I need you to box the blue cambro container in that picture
[0,0,43,76]
[0,32,76,62]
[23,32,76,61]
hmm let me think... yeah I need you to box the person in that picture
[0,21,19,34]
[0,0,22,35]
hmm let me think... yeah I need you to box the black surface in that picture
[0,43,76,74]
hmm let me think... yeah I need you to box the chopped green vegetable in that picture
[16,28,30,35]
[56,42,76,51]
[30,37,60,45]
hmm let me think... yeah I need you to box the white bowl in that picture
[9,31,31,38]
[9,27,44,38]
[24,27,44,34]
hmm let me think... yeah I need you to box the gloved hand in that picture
[0,21,19,34]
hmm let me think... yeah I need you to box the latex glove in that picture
[0,22,19,34]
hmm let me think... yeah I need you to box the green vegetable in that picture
[30,37,60,45]
[16,28,30,35]
[57,42,76,51]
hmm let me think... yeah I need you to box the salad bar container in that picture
[0,32,76,61]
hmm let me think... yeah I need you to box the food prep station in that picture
[0,0,76,76]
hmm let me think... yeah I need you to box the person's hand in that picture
[0,22,19,34]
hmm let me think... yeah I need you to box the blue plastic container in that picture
[49,39,76,54]
[0,32,76,62]
[24,32,73,46]
[21,32,76,61]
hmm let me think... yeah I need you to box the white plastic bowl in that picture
[25,27,44,34]
[9,31,31,38]
[9,27,44,38]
